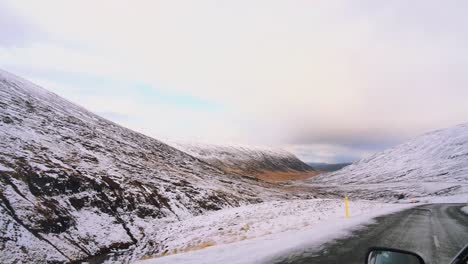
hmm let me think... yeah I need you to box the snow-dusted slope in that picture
[169,142,317,182]
[313,123,468,185]
[135,199,409,264]
[0,70,289,263]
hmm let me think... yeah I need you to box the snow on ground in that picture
[291,181,468,203]
[462,206,468,215]
[421,193,468,204]
[0,163,14,172]
[135,199,413,264]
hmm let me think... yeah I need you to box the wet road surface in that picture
[271,204,468,264]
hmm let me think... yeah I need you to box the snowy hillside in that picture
[135,199,410,263]
[3,68,466,264]
[169,142,317,182]
[312,123,468,185]
[0,70,294,263]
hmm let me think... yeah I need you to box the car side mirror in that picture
[450,244,468,264]
[366,247,425,264]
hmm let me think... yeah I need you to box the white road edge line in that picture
[433,235,440,248]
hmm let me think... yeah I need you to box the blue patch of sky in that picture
[27,69,222,111]
[133,83,221,111]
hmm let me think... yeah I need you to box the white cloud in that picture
[2,0,468,162]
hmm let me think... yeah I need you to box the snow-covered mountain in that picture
[0,70,292,263]
[169,142,317,182]
[3,67,466,263]
[312,123,468,185]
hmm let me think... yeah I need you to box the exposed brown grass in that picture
[183,240,215,251]
[254,170,320,183]
[139,240,216,261]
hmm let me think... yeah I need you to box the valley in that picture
[0,69,467,263]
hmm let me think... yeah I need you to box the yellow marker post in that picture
[345,195,350,219]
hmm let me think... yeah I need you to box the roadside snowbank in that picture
[420,192,468,204]
[136,199,413,264]
[462,206,468,215]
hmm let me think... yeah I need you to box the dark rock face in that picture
[0,70,282,263]
[2,116,13,124]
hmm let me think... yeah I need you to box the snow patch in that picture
[137,200,413,264]
[461,206,468,215]
[0,164,14,172]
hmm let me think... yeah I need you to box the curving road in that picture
[271,204,468,264]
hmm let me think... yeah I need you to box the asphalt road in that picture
[271,204,468,264]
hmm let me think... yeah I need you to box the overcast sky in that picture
[2,0,468,163]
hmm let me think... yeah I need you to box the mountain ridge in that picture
[0,69,293,263]
[169,142,318,182]
[312,122,468,185]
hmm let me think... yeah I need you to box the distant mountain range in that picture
[169,142,318,182]
[307,162,351,172]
